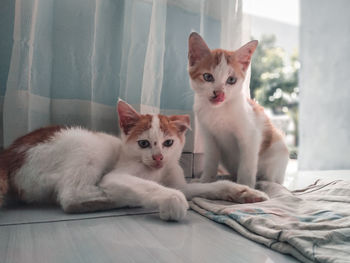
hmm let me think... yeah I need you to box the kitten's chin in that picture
[210,100,225,106]
[145,162,164,170]
[209,97,225,106]
[151,163,163,169]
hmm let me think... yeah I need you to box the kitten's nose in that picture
[152,154,163,162]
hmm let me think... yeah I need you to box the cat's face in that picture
[117,100,190,170]
[188,32,257,107]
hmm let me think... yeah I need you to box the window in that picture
[243,0,300,186]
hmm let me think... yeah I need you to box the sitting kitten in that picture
[188,32,289,188]
[0,100,268,221]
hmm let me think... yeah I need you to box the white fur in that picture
[12,112,269,221]
[14,128,121,209]
[189,49,289,188]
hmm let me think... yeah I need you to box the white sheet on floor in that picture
[190,180,350,263]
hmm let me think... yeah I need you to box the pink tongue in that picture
[212,92,225,103]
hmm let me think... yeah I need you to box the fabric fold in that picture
[190,180,350,263]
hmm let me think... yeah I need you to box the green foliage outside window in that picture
[250,35,299,157]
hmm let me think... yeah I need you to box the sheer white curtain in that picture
[1,0,250,164]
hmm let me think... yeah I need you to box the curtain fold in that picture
[141,0,167,114]
[1,0,248,152]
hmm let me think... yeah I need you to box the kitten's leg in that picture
[236,135,260,188]
[200,132,220,183]
[258,140,289,184]
[57,162,116,213]
[99,171,189,221]
[164,164,269,203]
[59,186,114,213]
[183,181,269,203]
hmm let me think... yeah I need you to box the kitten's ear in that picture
[169,115,191,134]
[188,32,211,67]
[117,99,140,135]
[235,40,258,72]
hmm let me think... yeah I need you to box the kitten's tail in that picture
[0,167,9,207]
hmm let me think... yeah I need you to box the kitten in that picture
[188,32,289,188]
[0,100,268,221]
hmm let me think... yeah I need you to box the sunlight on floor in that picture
[283,159,350,191]
[283,159,298,189]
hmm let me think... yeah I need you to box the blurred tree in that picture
[250,35,299,148]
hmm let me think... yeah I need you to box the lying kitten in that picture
[188,32,289,188]
[0,100,268,221]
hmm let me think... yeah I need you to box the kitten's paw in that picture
[214,181,269,203]
[158,190,189,221]
[236,187,269,203]
[62,196,110,213]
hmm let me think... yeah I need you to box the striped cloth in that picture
[190,180,350,263]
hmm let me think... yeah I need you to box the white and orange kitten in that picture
[188,32,289,188]
[0,100,268,221]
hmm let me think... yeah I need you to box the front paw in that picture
[215,181,269,203]
[236,187,269,203]
[158,190,189,221]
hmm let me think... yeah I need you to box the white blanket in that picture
[190,180,350,263]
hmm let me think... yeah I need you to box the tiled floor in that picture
[0,206,298,263]
[2,168,350,263]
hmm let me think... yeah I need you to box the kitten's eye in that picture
[138,140,150,149]
[203,73,214,82]
[226,76,237,85]
[163,139,174,147]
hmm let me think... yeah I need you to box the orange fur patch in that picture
[159,115,179,136]
[247,99,287,155]
[127,115,153,141]
[158,114,190,142]
[0,125,64,203]
[127,114,189,142]
[188,49,245,82]
[0,170,8,206]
